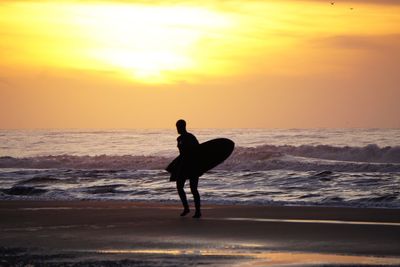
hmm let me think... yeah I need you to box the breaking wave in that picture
[0,144,399,172]
[231,144,400,163]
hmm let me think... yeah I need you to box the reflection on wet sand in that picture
[216,217,400,227]
[2,201,400,266]
[96,248,400,266]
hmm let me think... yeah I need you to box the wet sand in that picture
[1,201,400,266]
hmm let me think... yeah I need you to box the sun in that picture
[70,4,233,83]
[1,2,234,84]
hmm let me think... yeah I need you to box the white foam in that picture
[1,144,400,172]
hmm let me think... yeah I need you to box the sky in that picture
[1,0,399,129]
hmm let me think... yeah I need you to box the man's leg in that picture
[176,178,190,216]
[190,176,201,218]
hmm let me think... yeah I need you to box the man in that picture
[175,119,201,218]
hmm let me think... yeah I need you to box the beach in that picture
[1,129,399,265]
[1,200,400,266]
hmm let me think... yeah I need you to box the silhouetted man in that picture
[175,119,201,218]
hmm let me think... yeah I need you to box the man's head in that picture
[176,119,186,134]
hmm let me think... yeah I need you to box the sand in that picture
[1,201,400,266]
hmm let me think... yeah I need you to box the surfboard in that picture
[166,138,235,181]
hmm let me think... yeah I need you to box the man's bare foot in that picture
[180,209,190,216]
[192,211,201,218]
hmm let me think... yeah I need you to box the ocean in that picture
[0,128,399,208]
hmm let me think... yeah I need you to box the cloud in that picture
[338,0,400,5]
[314,34,400,50]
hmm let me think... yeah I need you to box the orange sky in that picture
[1,0,399,128]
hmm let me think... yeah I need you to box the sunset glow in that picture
[1,0,400,128]
[1,2,236,83]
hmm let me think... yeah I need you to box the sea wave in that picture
[0,155,170,170]
[0,168,399,208]
[0,144,399,172]
[231,144,400,163]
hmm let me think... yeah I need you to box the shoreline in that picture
[1,200,400,266]
[2,197,400,210]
